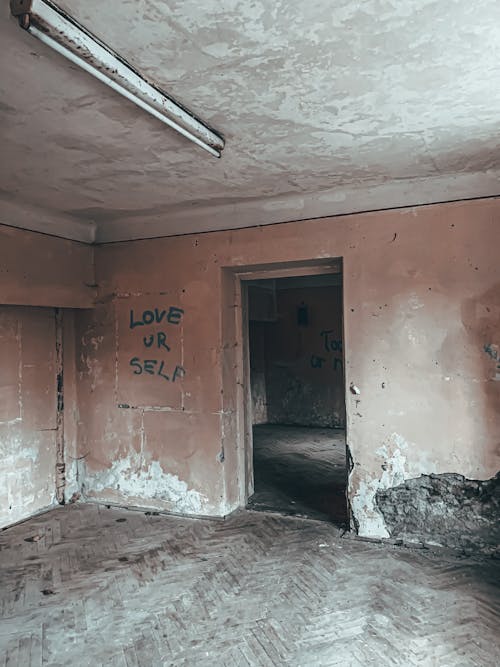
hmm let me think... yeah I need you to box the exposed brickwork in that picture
[376,472,500,553]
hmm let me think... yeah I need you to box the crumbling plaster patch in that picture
[63,457,81,502]
[0,430,56,527]
[376,472,500,552]
[82,453,210,515]
[350,432,434,538]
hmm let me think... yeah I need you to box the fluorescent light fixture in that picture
[10,0,225,157]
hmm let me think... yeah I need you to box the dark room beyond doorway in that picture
[246,272,348,526]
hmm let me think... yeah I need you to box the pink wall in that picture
[2,206,496,536]
[0,225,95,308]
[0,226,91,527]
[0,307,79,527]
[76,198,500,536]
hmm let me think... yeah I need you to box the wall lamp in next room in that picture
[10,0,225,157]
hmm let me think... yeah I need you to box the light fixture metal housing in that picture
[10,0,225,157]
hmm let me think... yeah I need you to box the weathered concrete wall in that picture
[247,283,278,424]
[0,225,93,526]
[62,310,82,504]
[79,198,500,539]
[249,321,269,424]
[0,307,80,528]
[376,472,500,552]
[75,293,225,516]
[0,307,57,527]
[263,286,345,428]
[0,225,95,308]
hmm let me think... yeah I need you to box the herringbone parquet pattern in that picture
[1,504,499,666]
[248,425,347,524]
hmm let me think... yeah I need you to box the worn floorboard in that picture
[1,503,499,666]
[248,424,347,524]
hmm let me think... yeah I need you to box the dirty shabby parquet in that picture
[1,503,499,666]
[248,425,348,524]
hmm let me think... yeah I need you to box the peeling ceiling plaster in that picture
[1,0,500,243]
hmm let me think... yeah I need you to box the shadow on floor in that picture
[247,424,348,526]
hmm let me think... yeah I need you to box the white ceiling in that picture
[1,0,500,243]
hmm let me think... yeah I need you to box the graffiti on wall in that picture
[310,329,343,371]
[484,343,500,381]
[128,306,186,382]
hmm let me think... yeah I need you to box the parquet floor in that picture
[1,503,499,666]
[248,425,347,524]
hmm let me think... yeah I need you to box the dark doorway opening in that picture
[245,272,348,526]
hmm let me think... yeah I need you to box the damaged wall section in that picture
[376,472,500,552]
[0,224,93,527]
[75,281,227,517]
[77,198,499,539]
[0,306,81,528]
[0,307,58,527]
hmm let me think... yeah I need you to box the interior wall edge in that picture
[94,183,500,244]
[0,224,96,308]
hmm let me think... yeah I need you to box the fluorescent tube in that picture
[10,0,225,157]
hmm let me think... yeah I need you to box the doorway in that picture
[243,271,348,526]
